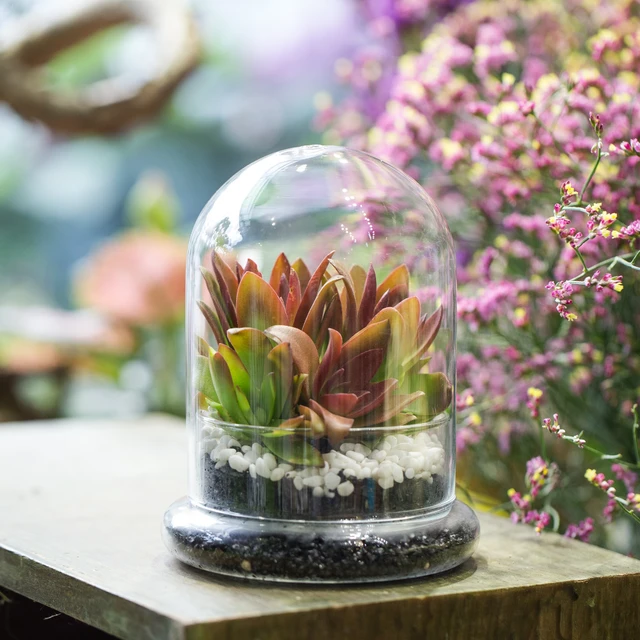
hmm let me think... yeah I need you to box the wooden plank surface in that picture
[0,416,639,640]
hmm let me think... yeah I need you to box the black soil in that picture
[201,454,448,519]
[167,508,479,582]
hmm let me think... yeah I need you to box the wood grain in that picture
[0,416,638,640]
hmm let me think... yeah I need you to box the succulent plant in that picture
[196,250,452,459]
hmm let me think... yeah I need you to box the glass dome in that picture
[163,145,479,583]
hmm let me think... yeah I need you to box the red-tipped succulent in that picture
[196,250,452,456]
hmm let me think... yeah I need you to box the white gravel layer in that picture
[201,426,445,494]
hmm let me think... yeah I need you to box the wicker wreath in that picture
[0,0,200,134]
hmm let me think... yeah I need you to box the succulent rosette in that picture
[195,250,452,464]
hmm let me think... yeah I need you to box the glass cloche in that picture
[163,145,479,582]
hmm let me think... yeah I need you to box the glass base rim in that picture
[163,498,480,584]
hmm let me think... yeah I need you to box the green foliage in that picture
[196,250,452,458]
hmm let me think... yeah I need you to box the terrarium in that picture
[163,145,479,582]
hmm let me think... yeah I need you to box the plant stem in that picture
[577,143,602,205]
[615,497,640,526]
[632,404,640,466]
[567,251,639,283]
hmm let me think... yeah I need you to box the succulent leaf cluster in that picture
[196,251,452,454]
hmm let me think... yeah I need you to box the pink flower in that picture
[75,231,187,326]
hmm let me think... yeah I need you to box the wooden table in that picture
[0,416,639,640]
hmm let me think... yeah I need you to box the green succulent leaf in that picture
[340,319,390,365]
[269,252,291,291]
[210,351,245,423]
[294,251,335,328]
[395,296,420,341]
[266,342,294,419]
[320,392,359,415]
[341,348,385,389]
[402,306,444,371]
[301,274,344,343]
[212,252,239,303]
[236,386,258,424]
[357,264,377,330]
[227,327,273,382]
[285,269,302,320]
[236,271,288,330]
[298,405,325,436]
[218,343,250,397]
[371,307,405,359]
[329,259,357,337]
[349,264,368,308]
[410,372,453,417]
[259,373,277,424]
[349,379,399,418]
[353,391,424,428]
[292,373,309,406]
[195,354,218,401]
[261,433,324,466]
[265,325,319,383]
[196,336,211,356]
[197,300,227,346]
[313,328,343,396]
[308,399,354,446]
[291,257,311,292]
[376,264,409,303]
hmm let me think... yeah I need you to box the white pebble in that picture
[243,451,257,464]
[278,463,293,472]
[386,435,398,447]
[386,455,399,463]
[354,443,371,456]
[337,481,354,497]
[252,443,262,456]
[202,439,217,454]
[325,490,336,499]
[249,463,256,479]
[241,445,251,453]
[359,467,372,479]
[270,468,285,482]
[397,434,411,444]
[285,470,297,479]
[214,461,225,469]
[372,450,386,462]
[340,443,355,452]
[215,448,237,463]
[378,476,394,490]
[346,450,365,463]
[229,454,250,472]
[255,458,271,479]
[343,468,357,478]
[313,486,324,498]
[303,475,324,488]
[405,467,415,479]
[293,475,304,490]
[262,452,277,471]
[228,438,241,449]
[324,473,341,490]
[392,464,404,484]
[377,463,392,479]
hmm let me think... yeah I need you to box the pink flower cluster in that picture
[508,488,551,535]
[564,518,594,543]
[321,0,640,550]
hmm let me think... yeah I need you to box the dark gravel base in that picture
[165,501,480,582]
[201,454,448,519]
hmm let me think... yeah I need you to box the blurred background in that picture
[0,0,361,422]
